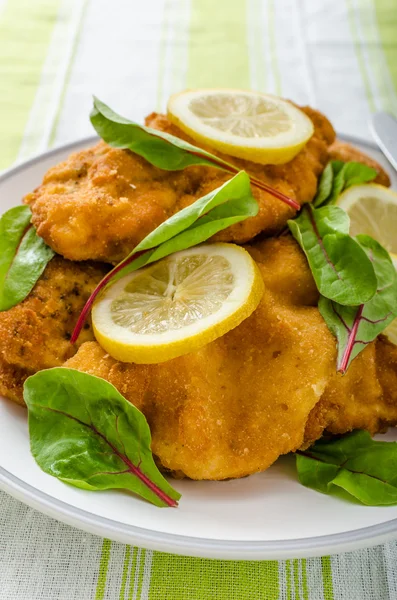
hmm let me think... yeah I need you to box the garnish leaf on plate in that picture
[71,172,258,341]
[0,206,55,311]
[319,235,397,373]
[90,97,299,210]
[314,161,377,208]
[24,368,180,508]
[91,96,230,171]
[313,162,333,207]
[287,204,377,305]
[297,430,397,506]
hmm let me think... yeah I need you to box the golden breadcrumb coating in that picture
[25,106,335,263]
[65,237,397,480]
[0,257,108,405]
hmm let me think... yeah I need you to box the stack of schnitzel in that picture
[1,96,396,482]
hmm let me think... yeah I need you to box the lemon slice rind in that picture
[167,89,314,165]
[92,244,264,363]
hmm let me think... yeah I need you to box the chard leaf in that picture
[24,368,180,508]
[313,162,333,207]
[297,431,397,506]
[313,161,377,208]
[90,98,299,210]
[71,172,258,341]
[0,206,55,311]
[91,96,234,171]
[319,235,397,372]
[327,161,377,205]
[288,205,377,305]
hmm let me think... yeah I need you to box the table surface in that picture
[1,0,397,598]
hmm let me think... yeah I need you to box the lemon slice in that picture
[167,89,314,165]
[337,183,397,344]
[92,244,264,363]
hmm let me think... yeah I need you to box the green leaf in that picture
[327,161,377,205]
[91,96,235,172]
[24,368,181,508]
[313,161,378,208]
[319,235,397,372]
[119,172,258,274]
[313,163,333,207]
[90,98,299,212]
[288,205,377,305]
[0,206,55,311]
[297,431,397,505]
[71,172,258,340]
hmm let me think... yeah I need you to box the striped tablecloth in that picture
[1,1,397,598]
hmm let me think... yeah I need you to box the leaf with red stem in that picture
[288,204,377,305]
[24,368,180,507]
[319,235,397,373]
[0,205,55,311]
[71,172,258,342]
[91,97,299,210]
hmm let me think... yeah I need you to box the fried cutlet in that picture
[0,257,108,405]
[64,236,397,480]
[303,336,397,447]
[24,105,336,263]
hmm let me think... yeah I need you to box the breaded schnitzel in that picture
[0,257,108,405]
[24,106,335,263]
[65,237,397,480]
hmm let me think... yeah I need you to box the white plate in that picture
[1,136,397,560]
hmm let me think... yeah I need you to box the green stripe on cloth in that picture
[321,556,335,600]
[149,554,279,599]
[373,0,397,97]
[293,559,301,600]
[128,547,139,600]
[301,559,309,600]
[119,545,131,600]
[187,0,250,88]
[95,539,112,600]
[0,0,61,169]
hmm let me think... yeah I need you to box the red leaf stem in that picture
[338,304,364,374]
[70,249,147,343]
[37,403,178,507]
[200,154,300,210]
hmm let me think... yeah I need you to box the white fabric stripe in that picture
[294,0,317,105]
[383,541,397,598]
[305,557,326,600]
[299,0,372,136]
[267,0,316,105]
[278,560,288,600]
[131,548,143,600]
[16,0,84,162]
[140,550,154,600]
[52,0,166,145]
[260,0,275,94]
[350,0,380,111]
[330,546,389,599]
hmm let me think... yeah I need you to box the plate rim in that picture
[1,133,396,560]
